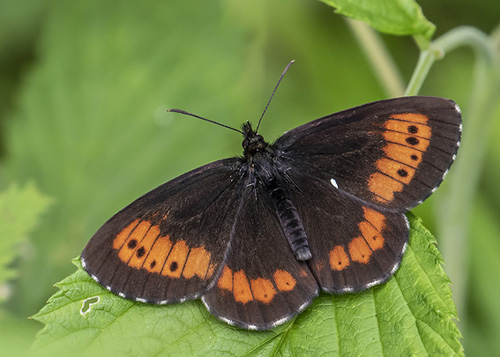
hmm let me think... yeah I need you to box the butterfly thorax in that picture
[240,122,312,262]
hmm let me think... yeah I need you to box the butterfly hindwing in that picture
[285,171,408,293]
[202,187,319,330]
[81,159,242,303]
[274,96,462,210]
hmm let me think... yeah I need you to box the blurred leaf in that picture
[319,0,435,39]
[1,0,252,314]
[0,309,40,357]
[32,214,461,356]
[0,183,51,299]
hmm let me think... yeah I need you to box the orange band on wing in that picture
[385,120,431,140]
[368,172,404,202]
[161,241,189,278]
[216,268,298,304]
[113,219,216,281]
[390,112,429,124]
[127,225,161,269]
[383,144,422,168]
[329,207,387,270]
[383,131,430,152]
[113,220,140,249]
[375,158,416,185]
[182,246,212,279]
[144,235,173,273]
[369,114,432,204]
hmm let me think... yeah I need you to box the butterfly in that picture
[81,61,462,330]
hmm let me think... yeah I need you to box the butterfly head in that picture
[242,121,268,160]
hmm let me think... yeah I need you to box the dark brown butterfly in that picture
[82,62,462,330]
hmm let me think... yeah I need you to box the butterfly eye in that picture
[242,138,249,148]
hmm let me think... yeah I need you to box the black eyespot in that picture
[411,154,418,161]
[397,169,408,177]
[128,240,137,249]
[170,262,178,272]
[136,247,146,257]
[408,125,418,134]
[406,137,419,145]
[150,260,156,269]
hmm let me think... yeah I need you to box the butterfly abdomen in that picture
[266,179,311,261]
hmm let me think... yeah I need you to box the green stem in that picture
[346,18,406,97]
[406,26,497,95]
[404,47,439,96]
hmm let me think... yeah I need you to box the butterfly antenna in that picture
[167,109,243,134]
[255,60,295,132]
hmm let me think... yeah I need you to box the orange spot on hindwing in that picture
[250,278,276,303]
[348,237,372,264]
[362,207,386,231]
[329,246,350,271]
[233,271,253,304]
[329,207,387,269]
[368,112,432,203]
[217,266,233,291]
[273,270,296,291]
[216,267,297,304]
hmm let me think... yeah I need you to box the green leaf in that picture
[320,0,435,39]
[0,183,51,299]
[32,213,462,356]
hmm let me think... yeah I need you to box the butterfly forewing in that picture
[81,159,243,303]
[274,96,462,211]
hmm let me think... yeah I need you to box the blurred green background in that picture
[0,0,499,355]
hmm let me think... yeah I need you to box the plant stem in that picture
[404,47,439,96]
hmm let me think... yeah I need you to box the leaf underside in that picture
[320,0,435,39]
